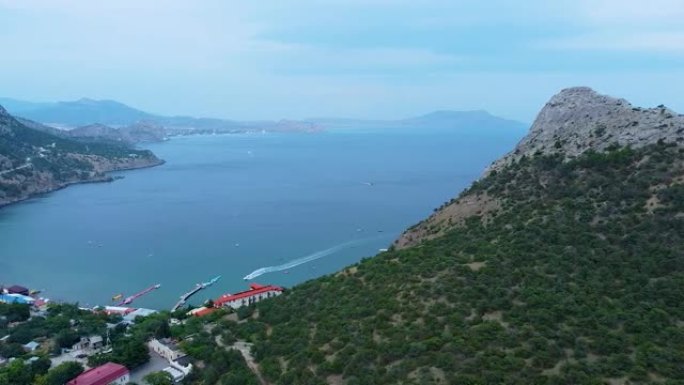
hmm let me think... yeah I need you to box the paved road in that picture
[129,349,169,384]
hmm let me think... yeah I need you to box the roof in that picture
[190,307,216,317]
[89,336,103,343]
[23,341,40,350]
[154,338,180,351]
[0,294,35,304]
[174,355,193,367]
[7,285,28,293]
[67,362,129,385]
[214,283,283,306]
[122,308,157,323]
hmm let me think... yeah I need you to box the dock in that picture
[172,276,221,312]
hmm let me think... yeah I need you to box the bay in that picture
[0,130,519,309]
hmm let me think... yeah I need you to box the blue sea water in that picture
[0,130,520,309]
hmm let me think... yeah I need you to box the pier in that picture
[172,276,221,312]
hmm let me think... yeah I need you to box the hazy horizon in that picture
[1,1,682,122]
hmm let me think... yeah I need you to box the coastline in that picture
[0,158,165,210]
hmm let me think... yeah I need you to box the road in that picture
[129,349,169,384]
[0,163,31,176]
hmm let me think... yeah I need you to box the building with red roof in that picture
[66,362,129,385]
[188,306,217,317]
[214,283,283,309]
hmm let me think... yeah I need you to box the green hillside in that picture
[227,143,683,385]
[0,105,161,205]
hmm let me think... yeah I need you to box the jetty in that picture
[116,284,161,306]
[172,276,221,312]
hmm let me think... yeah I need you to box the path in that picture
[216,336,268,385]
[0,163,31,176]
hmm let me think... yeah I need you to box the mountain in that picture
[0,97,323,135]
[0,97,153,126]
[206,88,684,385]
[0,105,163,207]
[487,86,684,173]
[312,110,527,135]
[66,121,167,144]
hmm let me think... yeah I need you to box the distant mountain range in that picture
[0,97,322,134]
[311,110,527,134]
[0,97,527,142]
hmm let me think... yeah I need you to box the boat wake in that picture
[243,236,384,280]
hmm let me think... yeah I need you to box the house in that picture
[72,335,104,351]
[23,341,40,352]
[0,356,7,367]
[214,283,283,309]
[163,354,193,382]
[66,362,129,385]
[148,338,185,362]
[6,285,29,296]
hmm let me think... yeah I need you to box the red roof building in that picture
[188,306,217,317]
[67,362,129,385]
[214,283,284,309]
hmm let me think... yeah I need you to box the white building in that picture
[148,338,185,362]
[214,283,284,309]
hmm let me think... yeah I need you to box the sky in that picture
[0,0,682,123]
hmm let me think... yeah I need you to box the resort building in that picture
[148,338,193,382]
[66,362,129,385]
[214,283,284,309]
[148,338,185,362]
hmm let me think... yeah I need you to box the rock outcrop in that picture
[395,87,684,249]
[487,86,684,173]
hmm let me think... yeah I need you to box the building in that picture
[187,306,216,317]
[148,338,185,362]
[149,339,193,382]
[66,362,129,385]
[122,308,157,324]
[6,285,29,296]
[0,293,35,305]
[0,356,7,367]
[214,283,284,309]
[72,335,104,351]
[23,341,40,352]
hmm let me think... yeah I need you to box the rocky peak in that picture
[487,87,684,173]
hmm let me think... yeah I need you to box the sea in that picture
[0,129,520,309]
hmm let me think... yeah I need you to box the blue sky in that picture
[0,0,682,122]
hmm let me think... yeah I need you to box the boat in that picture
[112,294,123,301]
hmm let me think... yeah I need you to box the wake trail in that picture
[243,236,386,280]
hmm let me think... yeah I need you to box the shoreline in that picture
[0,158,165,210]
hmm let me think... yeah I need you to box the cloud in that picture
[537,32,684,54]
[578,0,684,26]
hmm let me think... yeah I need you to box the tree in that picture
[42,361,84,385]
[142,371,173,385]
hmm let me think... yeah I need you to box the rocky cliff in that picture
[0,105,163,207]
[395,87,684,248]
[487,87,684,173]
